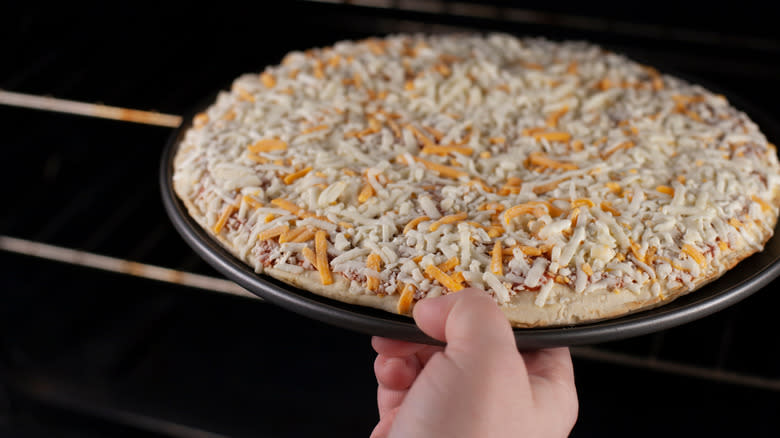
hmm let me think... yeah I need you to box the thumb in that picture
[412,288,517,360]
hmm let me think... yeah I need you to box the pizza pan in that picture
[160,84,780,350]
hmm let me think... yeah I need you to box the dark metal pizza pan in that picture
[160,80,780,349]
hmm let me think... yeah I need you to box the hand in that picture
[371,288,578,438]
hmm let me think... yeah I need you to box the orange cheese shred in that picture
[491,241,503,276]
[301,124,329,135]
[423,126,445,142]
[752,195,772,212]
[291,227,316,243]
[451,271,466,286]
[313,60,325,79]
[518,245,543,256]
[212,204,237,234]
[258,224,290,241]
[429,212,468,231]
[397,284,416,314]
[681,244,706,267]
[605,182,622,195]
[487,225,505,238]
[403,216,430,234]
[236,87,255,102]
[424,264,463,292]
[601,141,636,159]
[533,131,572,142]
[522,126,547,136]
[405,125,437,148]
[571,198,595,208]
[546,106,569,128]
[420,145,474,156]
[366,253,383,291]
[271,198,303,215]
[438,256,460,273]
[527,151,578,170]
[260,72,276,88]
[656,185,675,196]
[600,201,621,216]
[533,178,567,195]
[279,226,307,244]
[387,119,402,138]
[248,139,287,153]
[315,230,333,285]
[283,166,312,184]
[582,262,593,276]
[398,155,468,179]
[301,246,317,267]
[193,112,209,128]
[221,109,236,121]
[570,207,581,228]
[358,183,375,203]
[242,195,263,209]
[504,201,564,224]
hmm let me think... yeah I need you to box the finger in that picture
[372,337,443,367]
[414,345,442,366]
[526,348,579,429]
[523,347,575,386]
[372,337,429,357]
[374,355,422,390]
[370,406,399,438]
[413,288,516,360]
[377,385,407,418]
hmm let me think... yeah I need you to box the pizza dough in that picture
[172,33,780,327]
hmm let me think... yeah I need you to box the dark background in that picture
[2,1,780,436]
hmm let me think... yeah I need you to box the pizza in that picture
[172,33,780,327]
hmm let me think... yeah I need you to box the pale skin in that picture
[371,288,579,438]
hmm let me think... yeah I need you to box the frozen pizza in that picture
[172,33,780,327]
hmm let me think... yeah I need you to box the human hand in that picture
[371,288,578,438]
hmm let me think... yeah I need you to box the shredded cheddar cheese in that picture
[301,246,317,267]
[315,230,333,285]
[491,241,503,276]
[260,72,276,88]
[532,131,572,142]
[424,264,464,292]
[546,106,569,128]
[429,212,468,231]
[283,166,312,184]
[398,155,468,179]
[366,253,382,291]
[527,151,578,170]
[682,244,706,267]
[397,284,415,314]
[213,204,237,234]
[291,227,316,243]
[248,139,287,153]
[438,257,459,272]
[358,183,375,203]
[258,224,290,241]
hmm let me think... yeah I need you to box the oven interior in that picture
[2,2,780,436]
